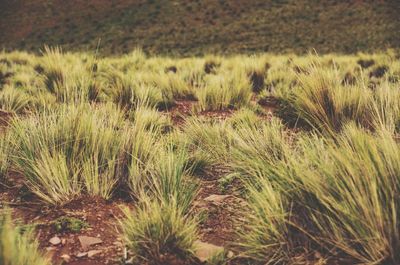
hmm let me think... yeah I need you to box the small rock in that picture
[61,254,71,262]
[88,249,102,258]
[227,250,234,258]
[203,194,230,204]
[49,236,61,245]
[113,241,123,247]
[194,240,224,262]
[46,247,56,251]
[61,238,67,245]
[78,236,103,250]
[76,252,88,258]
[193,201,207,208]
[203,228,213,233]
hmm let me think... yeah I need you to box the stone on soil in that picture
[49,236,61,245]
[78,236,103,250]
[194,240,224,262]
[88,249,103,258]
[76,252,88,258]
[61,254,71,262]
[203,194,230,203]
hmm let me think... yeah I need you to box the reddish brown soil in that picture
[166,100,240,126]
[193,165,247,260]
[0,110,13,133]
[1,164,247,264]
[1,172,129,265]
[257,96,279,114]
[195,181,246,247]
[166,100,196,125]
[198,109,234,121]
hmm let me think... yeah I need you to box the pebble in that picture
[49,236,61,245]
[88,249,102,258]
[76,252,88,258]
[61,254,71,262]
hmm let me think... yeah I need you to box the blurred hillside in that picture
[0,0,399,55]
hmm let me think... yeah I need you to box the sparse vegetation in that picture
[121,199,198,264]
[53,216,89,233]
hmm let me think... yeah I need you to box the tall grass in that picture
[370,83,400,133]
[129,106,172,133]
[149,143,199,213]
[0,211,50,265]
[196,70,252,111]
[299,126,400,264]
[0,85,31,114]
[232,121,400,264]
[184,117,232,165]
[9,103,128,204]
[108,72,174,111]
[289,62,371,134]
[0,134,10,180]
[229,117,292,185]
[124,123,161,197]
[40,46,66,94]
[239,178,289,264]
[121,198,198,264]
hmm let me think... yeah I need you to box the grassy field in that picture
[1,0,400,55]
[0,48,399,264]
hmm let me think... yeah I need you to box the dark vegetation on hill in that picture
[1,0,400,55]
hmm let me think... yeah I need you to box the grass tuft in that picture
[0,211,50,265]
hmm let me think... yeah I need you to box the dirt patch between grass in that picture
[0,109,13,133]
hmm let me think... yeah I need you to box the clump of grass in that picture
[124,124,161,197]
[9,103,128,204]
[229,117,291,182]
[184,117,232,165]
[53,75,102,104]
[235,122,400,264]
[109,72,173,111]
[121,198,198,264]
[41,46,66,93]
[227,118,292,263]
[149,143,199,213]
[196,70,251,111]
[0,134,10,180]
[0,85,31,114]
[226,108,261,129]
[295,126,400,263]
[370,82,400,133]
[239,178,288,264]
[149,72,196,101]
[129,106,172,133]
[289,62,371,134]
[245,59,266,93]
[0,211,50,265]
